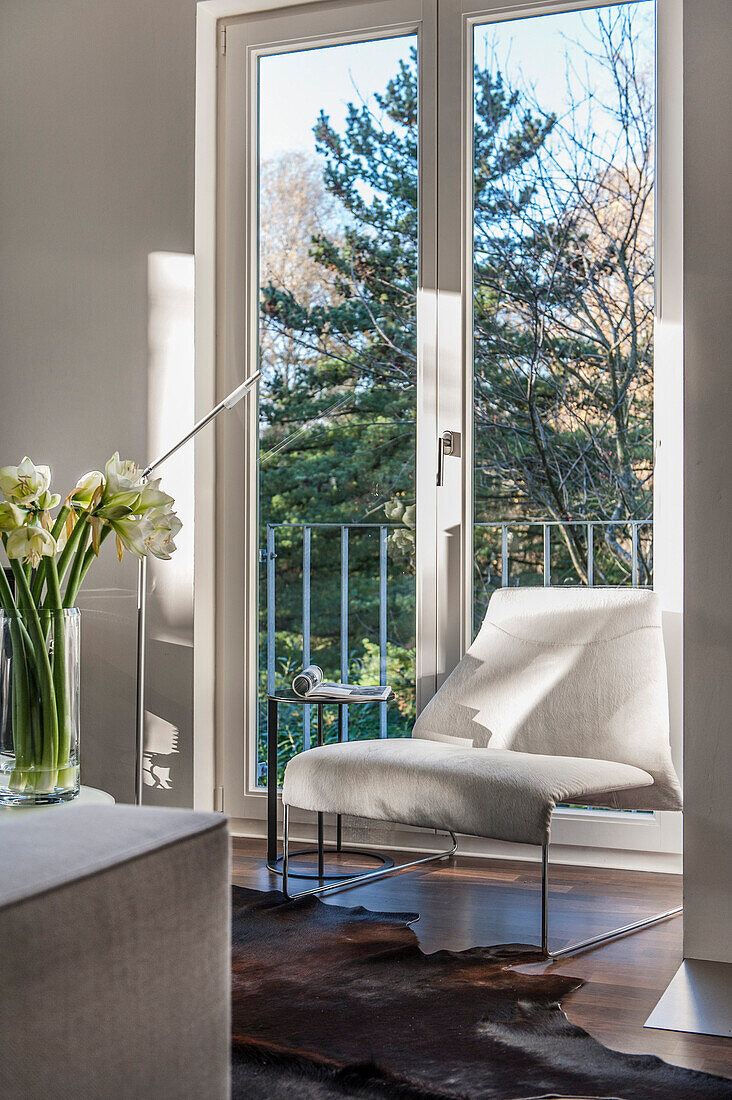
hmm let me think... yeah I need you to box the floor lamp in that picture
[134,370,261,805]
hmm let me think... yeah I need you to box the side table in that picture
[267,688,394,881]
[0,785,115,818]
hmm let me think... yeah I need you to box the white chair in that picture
[281,588,683,957]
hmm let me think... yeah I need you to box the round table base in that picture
[267,846,394,881]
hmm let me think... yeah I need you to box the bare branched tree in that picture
[474,6,654,589]
[259,151,345,388]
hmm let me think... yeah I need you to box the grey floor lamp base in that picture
[280,805,683,959]
[645,959,732,1038]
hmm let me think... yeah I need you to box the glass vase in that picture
[0,607,80,805]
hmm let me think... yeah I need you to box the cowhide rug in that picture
[231,887,730,1099]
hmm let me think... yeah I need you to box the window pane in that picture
[472,3,655,632]
[257,36,419,786]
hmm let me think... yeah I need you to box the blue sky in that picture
[259,2,653,163]
[259,36,414,161]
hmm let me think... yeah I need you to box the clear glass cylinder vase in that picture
[0,607,80,805]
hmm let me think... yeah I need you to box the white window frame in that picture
[194,0,683,868]
[196,0,436,833]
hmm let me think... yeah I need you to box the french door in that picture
[210,0,681,859]
[218,0,438,807]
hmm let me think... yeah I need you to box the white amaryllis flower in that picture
[71,471,104,507]
[36,490,61,511]
[104,452,142,492]
[5,524,57,567]
[136,478,174,513]
[0,501,27,531]
[102,453,143,510]
[144,507,182,560]
[0,457,52,505]
[110,513,154,558]
[36,489,62,530]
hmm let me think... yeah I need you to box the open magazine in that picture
[292,665,391,702]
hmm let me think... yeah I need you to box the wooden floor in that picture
[232,836,732,1081]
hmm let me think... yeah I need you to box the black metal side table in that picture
[266,688,395,881]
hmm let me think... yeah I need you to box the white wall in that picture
[682,0,732,965]
[0,0,198,804]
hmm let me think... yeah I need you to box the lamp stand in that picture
[133,370,260,805]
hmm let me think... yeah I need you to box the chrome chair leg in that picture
[281,804,458,901]
[280,809,682,957]
[540,840,682,959]
[282,804,290,897]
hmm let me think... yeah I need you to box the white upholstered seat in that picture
[282,588,682,848]
[282,738,652,846]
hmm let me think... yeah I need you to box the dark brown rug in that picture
[231,887,731,1099]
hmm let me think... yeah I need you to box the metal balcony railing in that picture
[262,518,652,757]
[476,518,653,589]
[265,523,399,749]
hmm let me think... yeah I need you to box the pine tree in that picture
[259,48,552,530]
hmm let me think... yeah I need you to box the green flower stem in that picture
[10,648,19,752]
[0,544,17,617]
[4,598,37,664]
[51,506,71,541]
[6,610,38,683]
[14,633,35,770]
[13,695,43,790]
[45,557,71,768]
[39,511,86,633]
[62,522,91,608]
[9,561,58,777]
[13,636,37,774]
[39,515,86,641]
[55,511,87,588]
[31,506,71,606]
[29,687,41,764]
[0,566,31,771]
[65,526,112,607]
[1,535,34,644]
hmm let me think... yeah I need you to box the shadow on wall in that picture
[143,635,194,805]
[143,711,180,791]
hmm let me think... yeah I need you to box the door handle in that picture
[436,430,454,486]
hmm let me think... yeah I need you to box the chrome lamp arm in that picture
[134,370,261,804]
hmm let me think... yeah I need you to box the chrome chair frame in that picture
[281,805,682,958]
[281,805,458,901]
[539,841,682,958]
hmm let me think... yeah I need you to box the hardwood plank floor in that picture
[232,836,732,1080]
